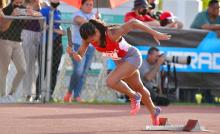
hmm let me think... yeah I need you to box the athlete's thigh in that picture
[108,61,137,81]
[123,70,144,91]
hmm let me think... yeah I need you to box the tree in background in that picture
[202,0,210,10]
[158,0,163,10]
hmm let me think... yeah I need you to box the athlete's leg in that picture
[106,61,137,98]
[123,70,156,115]
[123,70,161,125]
[106,61,142,115]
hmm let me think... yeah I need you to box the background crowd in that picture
[0,0,219,103]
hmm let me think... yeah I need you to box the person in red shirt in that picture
[66,19,171,126]
[147,0,183,29]
[159,11,179,29]
[124,0,160,27]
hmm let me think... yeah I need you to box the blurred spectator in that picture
[139,47,170,106]
[0,0,7,8]
[35,0,65,101]
[40,0,49,7]
[124,0,160,27]
[159,11,180,29]
[0,2,2,8]
[0,0,27,97]
[0,10,3,27]
[20,0,42,101]
[147,0,160,20]
[147,0,183,29]
[64,0,100,103]
[191,0,220,33]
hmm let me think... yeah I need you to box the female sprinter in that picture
[67,19,171,126]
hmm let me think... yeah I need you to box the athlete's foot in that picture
[151,107,161,126]
[130,93,142,115]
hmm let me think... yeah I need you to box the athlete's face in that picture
[87,28,101,44]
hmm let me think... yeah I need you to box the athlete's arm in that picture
[66,40,89,62]
[109,19,171,44]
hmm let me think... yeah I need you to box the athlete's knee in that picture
[132,84,144,92]
[106,77,118,88]
[139,87,151,97]
[144,87,151,97]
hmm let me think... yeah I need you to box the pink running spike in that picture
[130,93,142,115]
[151,107,161,125]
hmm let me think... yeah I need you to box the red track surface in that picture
[0,104,219,134]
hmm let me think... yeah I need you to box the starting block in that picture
[145,117,208,132]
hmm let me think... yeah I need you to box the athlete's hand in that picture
[153,31,171,45]
[66,46,82,62]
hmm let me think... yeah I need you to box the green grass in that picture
[171,101,220,106]
[50,98,220,107]
[49,95,220,106]
[51,98,129,105]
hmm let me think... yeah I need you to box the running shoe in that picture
[151,107,161,125]
[130,93,142,115]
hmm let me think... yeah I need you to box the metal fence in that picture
[0,11,119,103]
[0,15,47,103]
[52,13,118,103]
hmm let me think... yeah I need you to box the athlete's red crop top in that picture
[91,33,131,60]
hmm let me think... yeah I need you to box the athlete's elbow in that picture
[127,19,140,29]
